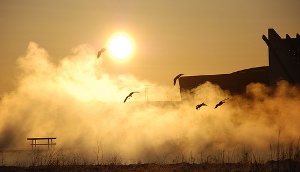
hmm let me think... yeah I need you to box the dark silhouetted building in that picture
[179,66,269,96]
[263,28,300,84]
[179,28,300,98]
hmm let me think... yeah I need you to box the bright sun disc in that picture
[108,33,134,60]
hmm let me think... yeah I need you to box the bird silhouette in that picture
[173,74,184,85]
[214,98,229,109]
[196,102,207,110]
[124,92,139,103]
[97,48,107,58]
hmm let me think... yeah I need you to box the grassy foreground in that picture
[1,140,300,171]
[1,161,300,172]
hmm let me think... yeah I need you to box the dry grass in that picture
[1,142,300,172]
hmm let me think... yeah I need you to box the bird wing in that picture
[125,92,139,102]
[173,74,184,85]
[178,74,184,78]
[97,48,107,58]
[97,51,101,58]
[222,98,230,101]
[128,92,134,96]
[215,102,221,108]
[130,91,139,96]
[124,96,129,103]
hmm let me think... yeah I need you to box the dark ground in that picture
[1,161,300,172]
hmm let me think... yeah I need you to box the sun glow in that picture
[107,32,135,61]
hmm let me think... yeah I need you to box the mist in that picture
[0,42,300,164]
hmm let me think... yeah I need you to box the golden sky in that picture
[1,1,300,160]
[0,0,300,94]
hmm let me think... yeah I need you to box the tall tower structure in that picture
[262,28,300,85]
[178,29,299,99]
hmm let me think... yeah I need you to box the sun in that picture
[107,32,135,61]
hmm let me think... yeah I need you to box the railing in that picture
[27,137,56,150]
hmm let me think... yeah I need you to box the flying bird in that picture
[97,48,107,58]
[124,92,140,103]
[214,98,229,109]
[196,102,207,110]
[173,74,184,85]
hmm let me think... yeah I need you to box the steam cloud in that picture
[0,42,299,163]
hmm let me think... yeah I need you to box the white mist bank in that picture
[0,42,300,163]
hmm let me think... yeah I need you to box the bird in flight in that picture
[124,92,139,103]
[214,98,229,109]
[97,48,107,58]
[173,74,184,85]
[196,102,207,110]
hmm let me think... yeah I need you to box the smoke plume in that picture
[0,42,300,164]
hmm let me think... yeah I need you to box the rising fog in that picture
[0,42,300,164]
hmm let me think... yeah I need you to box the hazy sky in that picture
[1,0,300,94]
[1,1,300,162]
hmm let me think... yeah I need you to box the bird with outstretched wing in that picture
[214,98,229,109]
[173,74,184,85]
[124,92,139,103]
[97,48,107,58]
[196,102,208,110]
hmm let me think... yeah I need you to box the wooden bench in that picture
[27,137,56,150]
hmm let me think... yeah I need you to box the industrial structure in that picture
[263,28,300,84]
[179,28,300,97]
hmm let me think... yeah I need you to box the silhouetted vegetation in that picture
[1,140,300,172]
